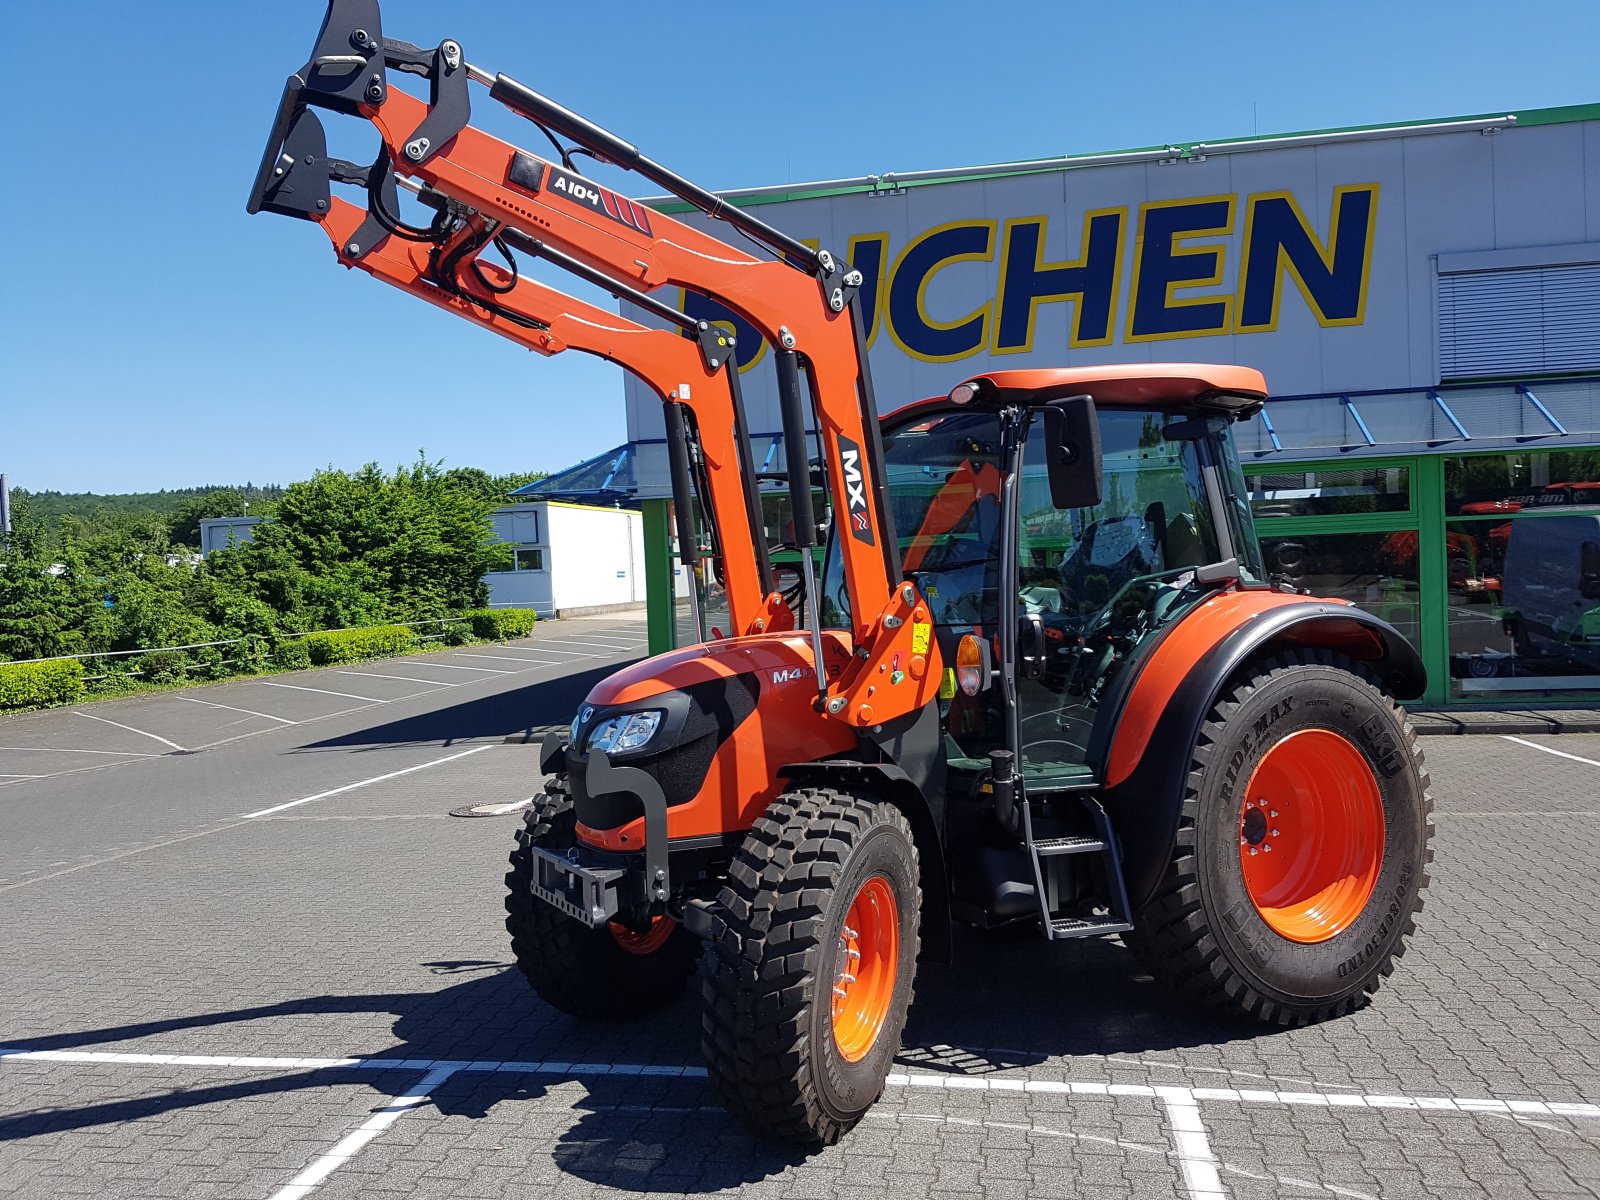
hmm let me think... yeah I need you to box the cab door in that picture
[1006,408,1228,786]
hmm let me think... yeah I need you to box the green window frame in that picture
[1244,454,1448,705]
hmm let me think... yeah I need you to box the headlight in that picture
[584,710,663,756]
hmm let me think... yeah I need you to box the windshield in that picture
[821,410,1004,629]
[821,405,1243,633]
[1020,410,1223,628]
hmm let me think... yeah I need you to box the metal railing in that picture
[5,617,477,684]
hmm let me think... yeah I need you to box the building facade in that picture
[624,104,1600,705]
[483,500,651,617]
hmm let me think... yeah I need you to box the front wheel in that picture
[504,783,701,1020]
[701,788,920,1144]
[1125,650,1433,1025]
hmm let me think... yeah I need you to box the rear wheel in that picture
[701,787,920,1144]
[1125,650,1433,1025]
[504,782,700,1020]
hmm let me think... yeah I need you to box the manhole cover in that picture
[449,798,534,818]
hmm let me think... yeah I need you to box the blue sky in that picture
[3,0,1597,494]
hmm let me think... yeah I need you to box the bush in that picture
[442,620,475,646]
[137,649,189,684]
[270,637,311,670]
[0,658,86,710]
[465,608,538,640]
[300,624,418,665]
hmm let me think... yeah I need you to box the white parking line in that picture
[1502,735,1600,768]
[395,660,509,674]
[6,1046,1594,1199]
[259,681,387,703]
[549,639,644,651]
[176,695,297,725]
[240,744,495,819]
[71,710,187,753]
[1158,1086,1226,1197]
[335,670,458,687]
[5,1047,1594,1120]
[0,773,46,778]
[270,1065,458,1200]
[884,1072,1600,1116]
[448,652,560,665]
[0,745,159,757]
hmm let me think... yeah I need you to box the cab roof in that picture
[886,364,1269,423]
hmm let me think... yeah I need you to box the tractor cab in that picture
[826,365,1268,789]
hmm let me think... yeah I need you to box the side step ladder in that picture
[994,752,1135,941]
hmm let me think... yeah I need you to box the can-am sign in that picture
[684,183,1378,368]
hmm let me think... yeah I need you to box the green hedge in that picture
[465,608,538,640]
[301,625,418,665]
[0,658,87,710]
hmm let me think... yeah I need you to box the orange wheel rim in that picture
[608,915,675,955]
[830,875,899,1062]
[1239,728,1385,944]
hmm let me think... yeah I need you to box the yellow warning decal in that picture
[939,669,957,699]
[911,622,932,654]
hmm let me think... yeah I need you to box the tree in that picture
[0,495,96,660]
[209,455,507,629]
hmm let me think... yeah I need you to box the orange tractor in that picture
[251,1,1433,1144]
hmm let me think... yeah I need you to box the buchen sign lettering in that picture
[681,184,1378,370]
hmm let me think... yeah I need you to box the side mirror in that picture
[1039,396,1102,509]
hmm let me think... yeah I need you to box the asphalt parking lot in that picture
[2,617,1598,1200]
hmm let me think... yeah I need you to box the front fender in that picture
[1096,590,1425,910]
[778,759,953,965]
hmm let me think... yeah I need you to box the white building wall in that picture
[544,502,641,609]
[484,502,654,615]
[485,569,552,612]
[199,516,263,556]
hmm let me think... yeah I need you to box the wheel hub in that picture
[1238,728,1386,944]
[608,915,675,955]
[830,875,898,1062]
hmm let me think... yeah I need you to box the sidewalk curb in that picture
[1410,709,1600,736]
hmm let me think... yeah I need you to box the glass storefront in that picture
[1244,447,1600,705]
[1257,531,1422,653]
[1249,466,1411,519]
[1443,448,1600,698]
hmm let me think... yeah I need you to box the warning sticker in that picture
[910,622,931,654]
[938,669,957,700]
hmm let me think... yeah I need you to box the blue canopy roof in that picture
[509,444,636,507]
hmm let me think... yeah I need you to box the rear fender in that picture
[778,758,953,965]
[1098,594,1425,910]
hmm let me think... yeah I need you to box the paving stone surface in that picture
[2,625,1597,1199]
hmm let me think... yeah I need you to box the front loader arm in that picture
[315,194,791,639]
[250,0,943,728]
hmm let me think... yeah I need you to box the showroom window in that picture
[1257,530,1421,652]
[1444,449,1600,697]
[1249,466,1410,520]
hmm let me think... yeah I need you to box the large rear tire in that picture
[504,782,700,1020]
[701,788,920,1144]
[1125,650,1433,1025]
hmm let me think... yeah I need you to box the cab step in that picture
[1049,916,1135,938]
[1032,835,1107,856]
[988,745,1136,943]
